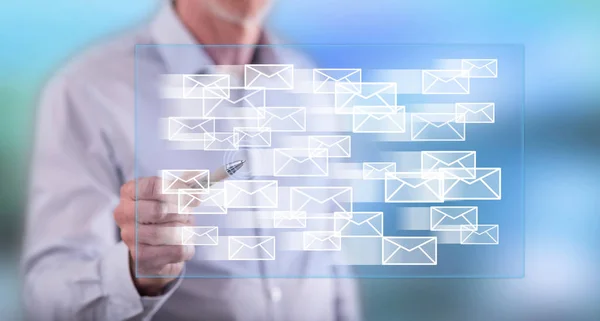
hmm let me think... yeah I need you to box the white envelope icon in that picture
[203,87,266,119]
[229,236,276,260]
[382,237,437,265]
[313,68,362,94]
[385,172,443,203]
[303,231,342,251]
[363,162,397,180]
[224,180,278,208]
[421,151,476,179]
[273,211,307,228]
[430,206,478,231]
[204,132,239,151]
[308,135,351,158]
[411,113,466,141]
[273,148,328,177]
[290,186,353,216]
[334,82,397,114]
[442,168,501,200]
[181,226,218,246]
[353,106,406,133]
[461,59,498,78]
[162,170,209,194]
[257,107,306,132]
[234,127,272,148]
[168,117,215,141]
[244,64,294,90]
[179,189,226,215]
[460,224,499,245]
[455,103,495,123]
[182,74,230,99]
[422,70,470,94]
[334,212,383,237]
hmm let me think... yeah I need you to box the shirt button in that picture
[269,287,282,303]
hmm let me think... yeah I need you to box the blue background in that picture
[1,0,598,320]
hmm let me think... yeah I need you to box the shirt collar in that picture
[149,2,214,74]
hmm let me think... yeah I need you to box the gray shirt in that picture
[21,3,361,321]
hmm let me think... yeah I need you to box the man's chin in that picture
[206,0,273,26]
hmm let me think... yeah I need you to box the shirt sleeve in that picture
[20,73,181,321]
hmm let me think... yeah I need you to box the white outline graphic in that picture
[162,170,209,195]
[167,117,215,141]
[455,103,495,123]
[421,151,476,179]
[430,206,478,231]
[178,189,227,215]
[228,236,276,260]
[352,106,406,133]
[204,132,239,151]
[303,231,342,251]
[224,180,278,209]
[363,162,397,180]
[273,148,329,177]
[181,74,230,99]
[290,186,353,215]
[382,237,438,265]
[233,127,272,148]
[273,211,307,229]
[202,87,266,119]
[442,167,501,200]
[308,135,351,158]
[411,113,466,141]
[334,212,383,238]
[461,59,498,78]
[422,70,470,94]
[313,68,362,94]
[181,226,219,246]
[460,224,499,245]
[244,64,294,90]
[384,172,444,203]
[334,82,397,114]
[257,107,306,132]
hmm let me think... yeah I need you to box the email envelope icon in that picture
[273,148,328,177]
[234,127,272,148]
[334,212,383,237]
[204,132,239,151]
[411,113,466,141]
[179,189,226,215]
[229,236,276,260]
[308,135,351,158]
[382,237,437,265]
[363,162,396,180]
[273,211,307,228]
[203,87,266,119]
[245,64,294,90]
[303,231,342,251]
[421,151,476,179]
[181,226,218,246]
[460,224,499,245]
[168,117,215,141]
[313,68,361,94]
[290,186,353,216]
[430,206,478,231]
[182,74,229,99]
[461,59,498,78]
[334,82,397,114]
[422,70,470,94]
[162,170,209,194]
[385,172,444,203]
[455,103,495,123]
[224,180,278,208]
[257,107,306,132]
[353,106,406,133]
[442,168,501,200]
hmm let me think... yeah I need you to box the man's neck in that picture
[175,1,263,66]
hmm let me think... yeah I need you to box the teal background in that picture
[2,0,599,320]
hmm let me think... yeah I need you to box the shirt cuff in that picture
[99,241,183,320]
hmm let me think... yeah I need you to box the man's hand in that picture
[114,176,199,296]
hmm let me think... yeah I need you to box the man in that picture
[22,1,361,320]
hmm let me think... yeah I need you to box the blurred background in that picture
[1,0,598,320]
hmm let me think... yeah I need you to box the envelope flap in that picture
[424,70,469,82]
[171,118,213,129]
[464,59,496,69]
[367,163,395,171]
[472,225,497,235]
[315,69,360,81]
[445,168,499,184]
[425,151,474,166]
[415,114,457,127]
[347,212,382,225]
[294,187,350,204]
[185,226,216,236]
[184,74,228,86]
[265,107,304,119]
[308,232,339,242]
[233,237,274,248]
[310,136,349,147]
[247,64,292,77]
[356,83,395,98]
[457,103,494,112]
[386,237,435,251]
[433,207,476,219]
